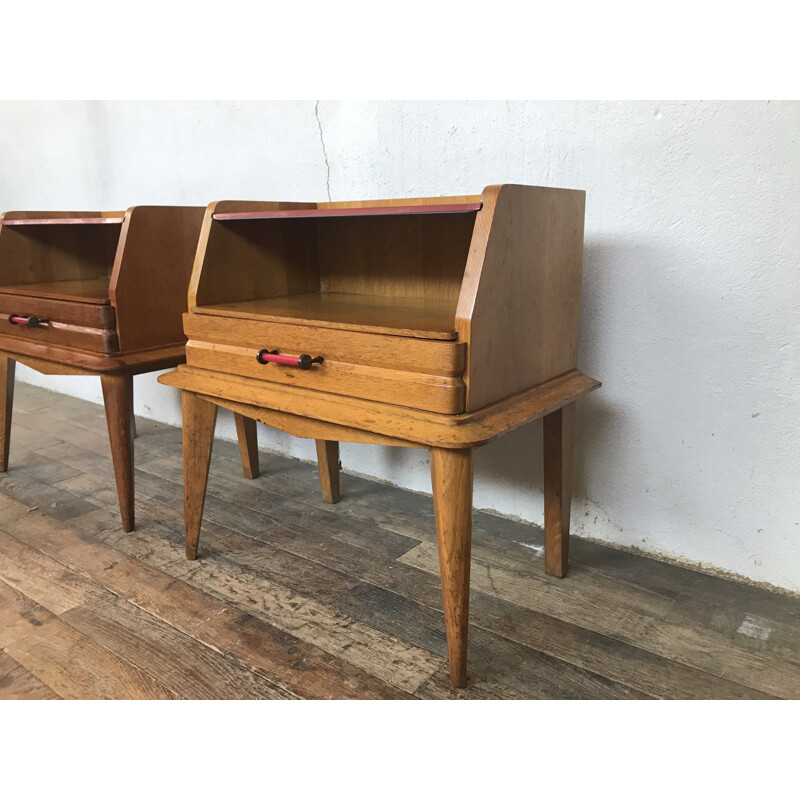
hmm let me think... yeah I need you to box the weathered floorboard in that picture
[0,651,60,700]
[1,382,799,700]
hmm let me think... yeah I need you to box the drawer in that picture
[0,292,119,353]
[185,312,466,414]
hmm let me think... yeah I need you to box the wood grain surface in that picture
[196,293,459,340]
[1,383,798,699]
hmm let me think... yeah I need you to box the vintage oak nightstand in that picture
[0,206,261,531]
[159,185,600,686]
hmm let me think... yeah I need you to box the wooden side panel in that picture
[456,185,586,411]
[191,201,320,308]
[110,206,205,352]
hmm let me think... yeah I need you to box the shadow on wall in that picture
[331,237,633,530]
[471,386,619,524]
[472,236,631,529]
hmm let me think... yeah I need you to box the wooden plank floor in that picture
[1,383,799,700]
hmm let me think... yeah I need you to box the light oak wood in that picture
[543,405,575,578]
[190,196,481,309]
[315,440,340,503]
[185,339,465,414]
[185,312,465,376]
[211,395,424,448]
[191,201,320,309]
[160,365,598,449]
[101,373,134,532]
[166,185,598,686]
[456,185,586,410]
[234,413,260,479]
[430,447,473,688]
[197,293,458,340]
[316,213,476,300]
[1,354,14,471]
[183,391,218,560]
[0,277,111,304]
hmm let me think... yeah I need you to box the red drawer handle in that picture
[257,349,324,370]
[9,314,48,327]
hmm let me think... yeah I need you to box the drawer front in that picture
[0,293,118,353]
[185,312,466,414]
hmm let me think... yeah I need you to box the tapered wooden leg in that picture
[127,376,137,439]
[430,447,473,688]
[315,440,340,503]
[543,403,575,578]
[101,372,135,532]
[183,391,218,560]
[234,413,260,479]
[0,355,15,472]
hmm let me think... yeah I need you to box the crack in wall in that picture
[314,100,332,201]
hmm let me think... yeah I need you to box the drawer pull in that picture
[257,349,324,370]
[8,314,48,327]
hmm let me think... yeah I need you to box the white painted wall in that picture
[1,100,798,592]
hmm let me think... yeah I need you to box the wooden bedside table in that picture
[0,206,261,531]
[159,185,600,687]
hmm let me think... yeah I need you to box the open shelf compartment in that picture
[0,212,123,297]
[193,198,481,341]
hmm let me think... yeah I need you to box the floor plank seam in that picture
[0,522,306,700]
[4,384,800,699]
